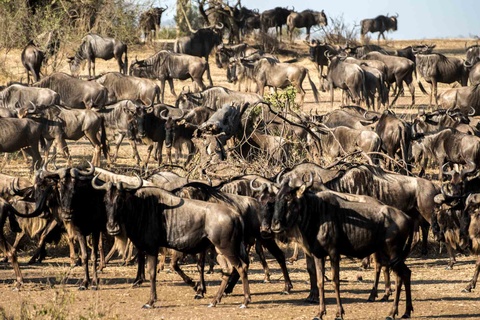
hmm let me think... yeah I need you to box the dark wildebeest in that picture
[229,58,319,105]
[411,128,480,180]
[375,109,412,172]
[307,40,340,80]
[269,175,414,320]
[129,51,207,103]
[214,43,259,69]
[411,108,476,136]
[0,195,48,289]
[98,100,143,164]
[344,44,389,58]
[438,84,480,116]
[68,34,128,77]
[260,7,294,39]
[314,107,378,130]
[139,6,168,43]
[286,10,328,42]
[33,72,108,109]
[92,176,252,309]
[0,117,44,170]
[18,105,110,167]
[360,14,398,42]
[174,23,223,87]
[362,51,416,106]
[95,72,160,106]
[394,44,436,63]
[175,86,262,110]
[34,164,107,290]
[415,52,470,107]
[321,53,365,107]
[21,40,44,84]
[0,84,59,115]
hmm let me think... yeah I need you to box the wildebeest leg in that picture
[391,261,413,319]
[389,78,403,107]
[306,255,319,303]
[288,242,299,263]
[55,136,71,167]
[209,253,231,307]
[97,233,105,271]
[167,79,176,98]
[170,250,195,287]
[205,62,214,87]
[0,230,23,289]
[29,219,58,264]
[133,252,146,287]
[159,80,166,103]
[432,80,438,108]
[444,241,457,270]
[313,256,326,319]
[90,232,100,289]
[261,238,293,294]
[77,234,90,290]
[463,256,480,292]
[84,131,102,167]
[64,222,80,267]
[158,247,166,271]
[368,255,382,302]
[330,255,345,319]
[194,251,206,299]
[143,144,154,167]
[381,265,393,301]
[91,58,96,78]
[420,219,430,255]
[254,241,271,283]
[406,75,415,106]
[143,253,158,308]
[330,86,335,108]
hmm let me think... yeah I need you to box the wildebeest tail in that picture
[402,218,415,261]
[123,46,128,75]
[415,67,429,95]
[39,130,46,153]
[306,70,320,103]
[100,117,110,159]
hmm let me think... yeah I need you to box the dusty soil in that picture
[1,38,480,319]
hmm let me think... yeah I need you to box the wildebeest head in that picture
[129,56,157,78]
[159,109,184,148]
[91,174,143,236]
[192,132,227,164]
[67,56,85,77]
[271,173,314,233]
[175,88,203,110]
[315,10,328,27]
[433,193,471,250]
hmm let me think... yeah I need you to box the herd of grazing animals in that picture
[2,3,480,319]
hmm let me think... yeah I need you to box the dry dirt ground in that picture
[1,38,480,319]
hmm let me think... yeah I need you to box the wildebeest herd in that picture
[2,2,480,320]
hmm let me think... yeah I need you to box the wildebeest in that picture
[33,72,108,109]
[463,193,480,292]
[174,24,223,87]
[394,44,436,63]
[68,34,128,77]
[0,195,48,289]
[139,6,168,43]
[215,43,259,68]
[438,84,480,116]
[412,128,480,180]
[465,44,480,65]
[360,14,398,42]
[98,100,142,164]
[412,108,476,136]
[95,72,160,106]
[230,58,319,105]
[175,86,262,110]
[0,117,44,170]
[91,176,252,309]
[468,61,480,85]
[344,44,390,58]
[268,175,414,320]
[34,164,107,289]
[415,52,470,107]
[314,107,378,130]
[0,84,59,115]
[18,105,109,167]
[321,53,365,107]
[286,10,327,42]
[21,40,44,84]
[362,51,416,106]
[307,40,340,80]
[260,7,294,39]
[129,51,207,103]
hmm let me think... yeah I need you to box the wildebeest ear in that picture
[296,184,307,198]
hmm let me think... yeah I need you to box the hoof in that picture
[78,286,87,291]
[401,314,410,319]
[380,295,390,302]
[280,291,290,295]
[385,317,394,320]
[239,304,247,309]
[91,286,98,291]
[367,296,376,302]
[462,288,472,293]
[263,279,271,283]
[207,303,215,308]
[142,304,152,309]
[334,317,343,320]
[194,294,203,300]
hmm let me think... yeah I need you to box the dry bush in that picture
[319,14,359,46]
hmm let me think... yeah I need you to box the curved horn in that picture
[250,178,266,192]
[28,101,37,113]
[161,5,168,11]
[39,161,58,179]
[394,12,399,18]
[91,174,109,191]
[461,160,477,178]
[79,161,95,176]
[464,60,473,68]
[122,174,143,192]
[276,168,287,185]
[215,22,224,30]
[303,172,314,189]
[469,106,476,116]
[441,162,456,178]
[446,107,454,117]
[160,109,169,120]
